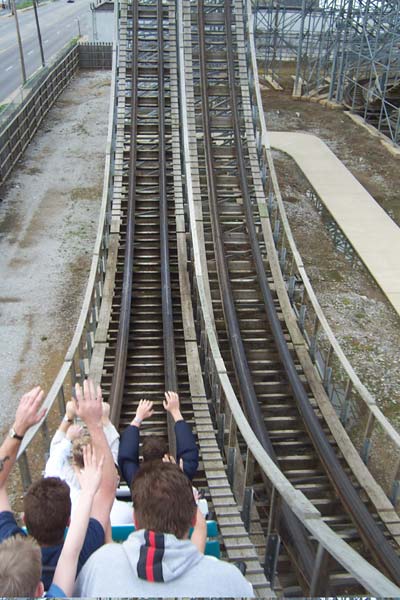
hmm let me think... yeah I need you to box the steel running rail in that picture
[176,0,400,595]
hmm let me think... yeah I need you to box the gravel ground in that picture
[262,79,400,432]
[0,70,111,435]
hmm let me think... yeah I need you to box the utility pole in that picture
[10,0,26,85]
[32,0,45,67]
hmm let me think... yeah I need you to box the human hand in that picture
[74,379,103,428]
[163,391,182,422]
[162,454,184,471]
[66,424,84,442]
[162,453,176,465]
[13,386,46,436]
[65,400,76,421]
[76,444,104,497]
[132,399,154,426]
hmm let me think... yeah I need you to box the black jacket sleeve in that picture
[175,420,199,480]
[118,425,140,486]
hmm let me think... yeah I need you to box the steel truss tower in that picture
[254,0,400,146]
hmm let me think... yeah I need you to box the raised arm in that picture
[190,507,207,554]
[74,379,117,531]
[49,400,77,450]
[118,399,153,486]
[44,424,83,479]
[163,391,199,480]
[101,401,120,465]
[0,387,45,511]
[51,445,104,597]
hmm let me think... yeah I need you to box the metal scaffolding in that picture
[254,0,400,146]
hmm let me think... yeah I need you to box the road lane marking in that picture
[44,39,49,44]
[28,50,34,55]
[6,65,14,71]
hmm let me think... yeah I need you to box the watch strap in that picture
[9,427,23,441]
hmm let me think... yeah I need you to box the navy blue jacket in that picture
[118,420,199,485]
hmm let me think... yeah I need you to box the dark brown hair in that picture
[142,435,169,463]
[131,462,196,539]
[24,477,71,545]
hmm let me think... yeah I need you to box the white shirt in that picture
[44,424,133,526]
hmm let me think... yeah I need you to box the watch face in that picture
[9,428,22,440]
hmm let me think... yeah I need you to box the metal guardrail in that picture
[176,0,400,595]
[79,43,113,69]
[0,41,113,187]
[244,0,400,508]
[15,27,119,487]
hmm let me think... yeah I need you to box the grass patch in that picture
[0,104,7,114]
[17,0,34,9]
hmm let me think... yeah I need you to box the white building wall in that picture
[91,9,114,42]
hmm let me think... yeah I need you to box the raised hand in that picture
[13,386,46,436]
[132,399,154,426]
[65,399,77,421]
[163,391,182,422]
[74,379,103,428]
[76,444,104,497]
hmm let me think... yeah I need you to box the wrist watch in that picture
[9,427,23,441]
[63,415,73,423]
[133,416,142,426]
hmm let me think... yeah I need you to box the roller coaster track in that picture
[13,0,400,597]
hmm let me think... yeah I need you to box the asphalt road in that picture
[0,0,92,103]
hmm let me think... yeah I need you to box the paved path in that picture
[269,131,400,318]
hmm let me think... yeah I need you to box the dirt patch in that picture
[0,70,111,432]
[262,73,400,432]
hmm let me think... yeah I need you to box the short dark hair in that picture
[24,477,71,545]
[142,435,169,463]
[132,462,196,539]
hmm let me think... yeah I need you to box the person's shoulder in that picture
[79,518,105,557]
[200,556,254,592]
[45,582,66,598]
[0,511,25,540]
[80,540,126,572]
[87,516,105,532]
[0,510,18,525]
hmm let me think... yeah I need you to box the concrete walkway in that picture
[269,131,400,318]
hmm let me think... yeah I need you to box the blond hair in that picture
[0,535,41,596]
[72,431,92,469]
